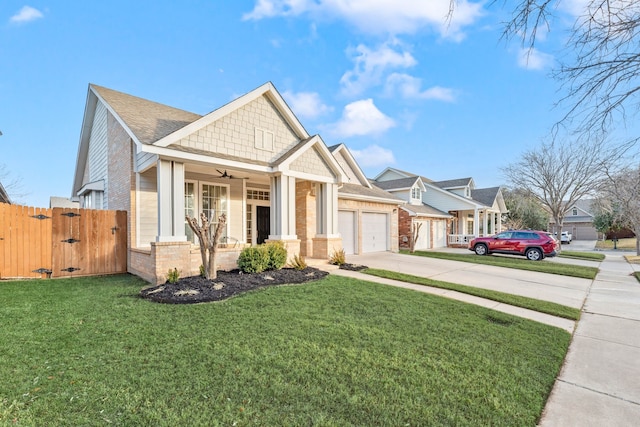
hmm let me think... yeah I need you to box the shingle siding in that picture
[175,96,299,164]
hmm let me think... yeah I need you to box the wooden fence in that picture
[0,204,127,279]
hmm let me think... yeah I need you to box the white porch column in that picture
[316,183,340,237]
[473,209,480,237]
[483,210,489,236]
[269,174,297,240]
[497,212,503,233]
[156,159,186,242]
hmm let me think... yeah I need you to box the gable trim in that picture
[152,82,308,148]
[330,143,371,188]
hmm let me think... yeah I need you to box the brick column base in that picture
[312,237,343,260]
[151,241,192,285]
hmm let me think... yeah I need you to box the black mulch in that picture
[339,263,368,271]
[140,267,329,304]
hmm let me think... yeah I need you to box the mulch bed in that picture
[140,267,329,304]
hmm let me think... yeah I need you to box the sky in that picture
[1,0,590,207]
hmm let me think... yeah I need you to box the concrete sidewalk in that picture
[539,252,640,426]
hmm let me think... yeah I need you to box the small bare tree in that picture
[409,221,423,253]
[185,212,227,280]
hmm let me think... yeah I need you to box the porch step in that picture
[304,258,340,271]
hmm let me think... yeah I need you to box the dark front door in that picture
[256,206,270,244]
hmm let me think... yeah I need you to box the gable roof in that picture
[471,187,501,207]
[374,167,433,184]
[0,181,10,204]
[338,183,403,204]
[329,143,371,188]
[401,203,451,218]
[432,177,473,189]
[73,82,345,196]
[91,85,202,145]
[372,176,424,191]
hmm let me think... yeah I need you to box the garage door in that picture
[573,226,598,240]
[338,210,356,254]
[414,220,430,250]
[362,213,389,253]
[433,220,447,248]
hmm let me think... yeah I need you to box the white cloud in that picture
[243,0,484,40]
[350,145,396,168]
[385,73,456,102]
[341,41,417,96]
[517,48,553,70]
[282,90,333,119]
[10,6,43,23]
[327,99,395,137]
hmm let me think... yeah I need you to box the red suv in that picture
[468,230,558,261]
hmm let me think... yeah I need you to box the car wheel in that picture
[474,244,488,256]
[525,248,543,261]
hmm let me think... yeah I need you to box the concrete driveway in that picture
[345,251,593,309]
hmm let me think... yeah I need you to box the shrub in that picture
[199,265,205,278]
[265,241,288,270]
[237,246,269,273]
[290,253,307,270]
[329,248,346,266]
[166,268,180,284]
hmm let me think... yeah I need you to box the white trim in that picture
[140,144,273,173]
[330,143,372,188]
[337,193,402,205]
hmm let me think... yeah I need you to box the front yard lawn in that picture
[0,274,570,426]
[404,250,599,279]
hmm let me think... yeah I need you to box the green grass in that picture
[558,251,605,261]
[364,268,581,320]
[403,250,599,279]
[0,274,570,426]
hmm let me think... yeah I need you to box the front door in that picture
[256,206,270,244]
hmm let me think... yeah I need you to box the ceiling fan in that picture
[216,169,247,180]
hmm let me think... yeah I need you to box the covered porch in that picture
[130,156,343,284]
[447,208,504,247]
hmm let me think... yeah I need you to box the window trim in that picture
[184,179,230,244]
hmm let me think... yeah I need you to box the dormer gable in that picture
[329,143,371,188]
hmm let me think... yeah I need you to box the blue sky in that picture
[2,1,584,207]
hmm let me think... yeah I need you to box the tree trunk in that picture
[185,213,226,280]
[410,221,422,253]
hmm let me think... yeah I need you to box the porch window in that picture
[184,181,229,243]
[466,219,474,235]
[83,190,104,209]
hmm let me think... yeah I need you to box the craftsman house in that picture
[373,168,507,249]
[71,82,400,284]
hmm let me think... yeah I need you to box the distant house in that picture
[550,199,601,240]
[0,181,10,204]
[49,197,80,208]
[373,167,507,249]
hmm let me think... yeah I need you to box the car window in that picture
[496,232,512,239]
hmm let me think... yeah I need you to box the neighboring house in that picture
[329,144,402,255]
[0,181,10,204]
[373,167,507,248]
[71,82,399,284]
[50,196,80,208]
[549,199,600,240]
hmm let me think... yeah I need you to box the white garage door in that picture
[433,220,447,248]
[338,210,356,254]
[362,213,389,253]
[414,220,430,250]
